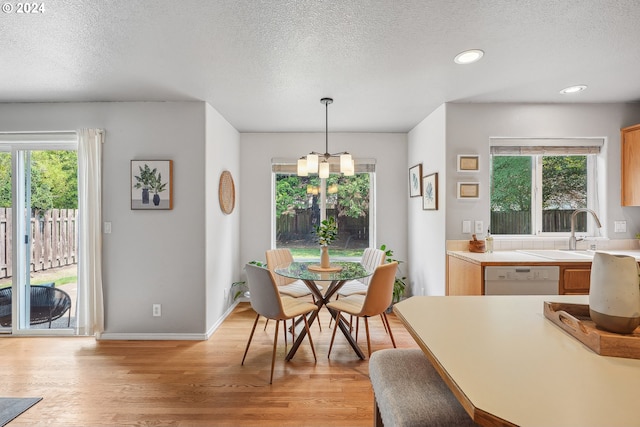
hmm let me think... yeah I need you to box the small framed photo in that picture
[131,160,173,210]
[457,155,479,172]
[422,173,438,210]
[457,182,479,200]
[409,163,423,197]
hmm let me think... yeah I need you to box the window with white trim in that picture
[489,139,602,236]
[272,158,375,259]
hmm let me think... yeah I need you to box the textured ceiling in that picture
[1,0,639,132]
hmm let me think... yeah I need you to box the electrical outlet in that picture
[474,220,484,234]
[614,221,627,233]
[224,288,228,300]
[152,304,161,317]
[104,222,112,234]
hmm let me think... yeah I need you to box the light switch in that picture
[462,220,471,233]
[614,221,627,233]
[104,222,112,234]
[474,220,484,234]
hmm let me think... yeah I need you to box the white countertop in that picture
[394,295,640,427]
[448,249,640,264]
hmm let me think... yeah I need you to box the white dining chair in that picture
[337,247,385,298]
[241,263,318,384]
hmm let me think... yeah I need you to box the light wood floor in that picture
[1,302,419,426]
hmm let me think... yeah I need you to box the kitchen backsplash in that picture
[446,238,640,252]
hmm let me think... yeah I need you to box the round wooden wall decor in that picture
[218,170,235,214]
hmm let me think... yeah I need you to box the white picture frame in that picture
[457,182,479,199]
[457,154,479,172]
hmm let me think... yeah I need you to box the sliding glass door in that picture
[0,145,78,334]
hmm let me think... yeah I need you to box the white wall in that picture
[0,101,241,338]
[407,102,640,296]
[239,132,408,274]
[407,104,447,296]
[205,104,241,331]
[445,103,640,240]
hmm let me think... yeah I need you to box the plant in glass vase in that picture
[315,216,338,268]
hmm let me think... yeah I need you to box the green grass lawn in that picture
[0,275,76,289]
[289,248,363,259]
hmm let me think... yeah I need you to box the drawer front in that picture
[563,268,591,290]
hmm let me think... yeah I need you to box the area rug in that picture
[0,398,42,426]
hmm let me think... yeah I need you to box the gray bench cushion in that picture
[369,348,478,427]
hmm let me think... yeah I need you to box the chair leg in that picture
[328,311,342,358]
[379,314,388,334]
[302,313,317,361]
[242,313,261,365]
[355,316,359,342]
[382,312,396,348]
[310,294,321,331]
[263,318,269,331]
[328,294,339,329]
[364,317,372,357]
[270,320,279,384]
[283,319,288,348]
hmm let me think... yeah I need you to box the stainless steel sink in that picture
[516,249,594,260]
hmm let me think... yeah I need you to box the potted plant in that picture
[314,216,338,268]
[150,171,167,206]
[380,244,407,304]
[133,164,157,204]
[230,261,266,301]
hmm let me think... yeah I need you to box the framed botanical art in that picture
[131,160,173,210]
[422,172,438,210]
[409,163,423,197]
[457,154,479,172]
[457,182,479,199]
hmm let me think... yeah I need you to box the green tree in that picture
[332,173,369,218]
[276,175,320,217]
[0,153,10,207]
[31,150,78,211]
[490,156,532,211]
[542,156,586,209]
[0,150,77,211]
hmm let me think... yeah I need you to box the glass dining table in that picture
[274,261,373,360]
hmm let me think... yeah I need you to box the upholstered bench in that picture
[369,348,479,427]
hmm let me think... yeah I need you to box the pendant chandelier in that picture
[297,97,354,178]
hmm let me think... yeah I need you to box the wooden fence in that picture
[0,208,78,279]
[490,209,587,234]
[277,208,369,247]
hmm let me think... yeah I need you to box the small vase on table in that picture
[320,246,330,268]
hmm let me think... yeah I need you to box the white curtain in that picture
[76,128,104,336]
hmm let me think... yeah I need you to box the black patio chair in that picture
[0,285,72,328]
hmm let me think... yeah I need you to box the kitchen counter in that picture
[394,295,640,427]
[447,249,640,264]
[446,249,640,296]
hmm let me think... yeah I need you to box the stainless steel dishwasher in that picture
[484,266,559,295]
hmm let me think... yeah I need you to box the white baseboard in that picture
[99,300,242,341]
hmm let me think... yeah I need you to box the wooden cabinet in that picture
[559,265,591,295]
[447,255,482,295]
[621,124,640,206]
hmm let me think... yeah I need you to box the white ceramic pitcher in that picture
[589,252,640,334]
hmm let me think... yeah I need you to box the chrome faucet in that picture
[569,208,602,250]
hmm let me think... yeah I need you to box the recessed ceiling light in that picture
[454,49,484,65]
[560,85,587,94]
